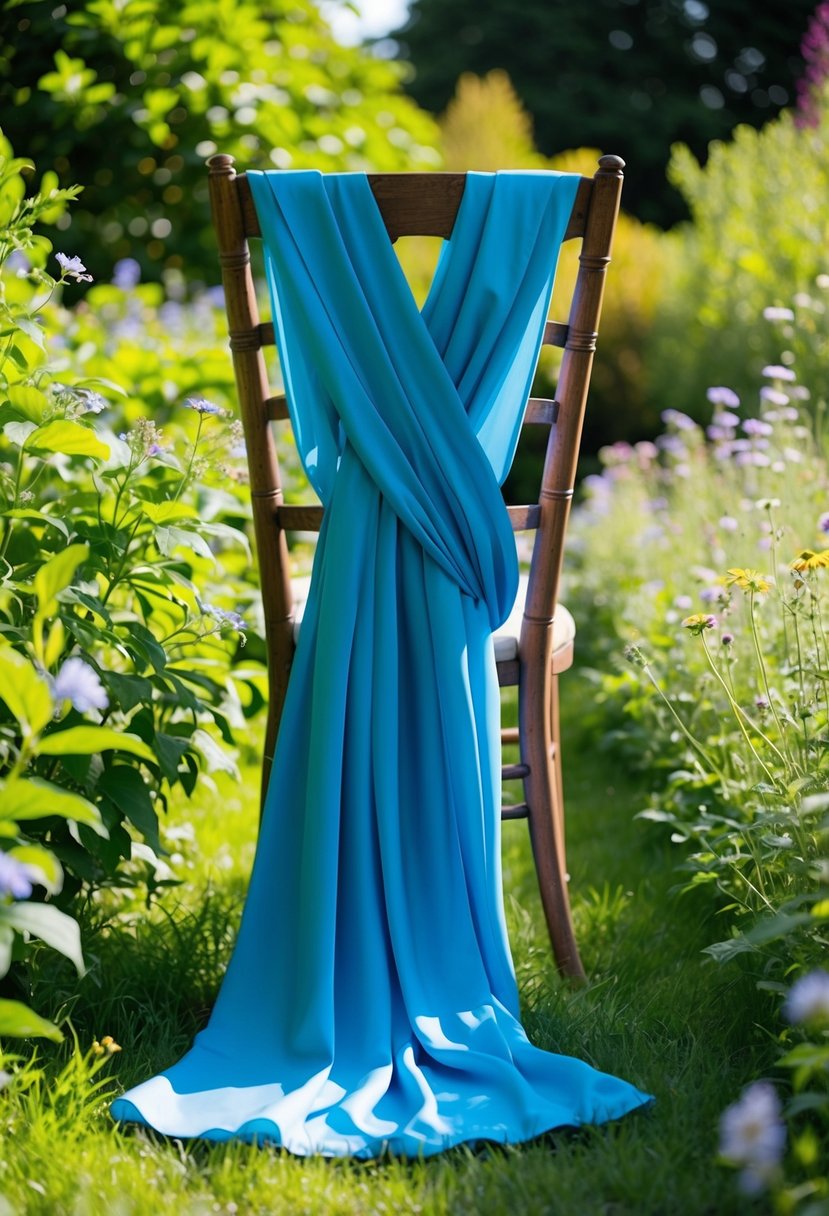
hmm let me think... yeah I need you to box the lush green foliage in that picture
[565,349,829,1208]
[0,133,269,1041]
[0,0,439,281]
[393,0,813,226]
[645,93,829,421]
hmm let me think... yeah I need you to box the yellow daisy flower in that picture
[724,568,773,593]
[790,549,829,572]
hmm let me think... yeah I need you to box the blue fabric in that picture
[110,169,653,1157]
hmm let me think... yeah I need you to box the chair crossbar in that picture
[277,503,541,534]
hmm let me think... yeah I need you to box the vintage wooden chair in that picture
[206,154,624,981]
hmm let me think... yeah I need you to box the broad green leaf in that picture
[7,844,63,894]
[13,317,46,351]
[192,728,238,777]
[27,419,110,460]
[38,725,155,762]
[156,525,214,561]
[98,767,159,851]
[3,419,37,446]
[2,508,69,539]
[0,901,84,975]
[0,647,53,734]
[138,500,197,525]
[7,384,48,421]
[33,542,89,614]
[0,997,62,1042]
[0,778,107,835]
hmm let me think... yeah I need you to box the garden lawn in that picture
[0,674,774,1216]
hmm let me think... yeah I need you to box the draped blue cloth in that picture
[110,170,652,1157]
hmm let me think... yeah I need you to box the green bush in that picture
[0,132,269,1041]
[0,0,440,282]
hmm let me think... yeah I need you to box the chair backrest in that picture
[206,155,625,805]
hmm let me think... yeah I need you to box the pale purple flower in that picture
[721,632,734,646]
[783,969,829,1024]
[661,408,698,430]
[197,598,246,631]
[55,252,93,283]
[719,1082,786,1194]
[112,258,141,289]
[52,658,109,713]
[706,425,729,441]
[0,851,35,899]
[712,410,740,428]
[649,496,668,511]
[204,285,225,308]
[762,306,795,322]
[755,695,769,711]
[718,515,738,532]
[818,513,829,534]
[762,364,796,382]
[635,440,659,462]
[760,387,789,407]
[656,434,686,456]
[184,397,226,417]
[674,595,693,610]
[700,586,725,604]
[742,418,773,437]
[76,389,107,414]
[707,386,740,408]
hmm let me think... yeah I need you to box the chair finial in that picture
[597,154,625,176]
[207,153,236,176]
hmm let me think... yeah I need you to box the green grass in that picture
[0,674,776,1216]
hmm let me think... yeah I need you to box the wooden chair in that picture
[206,154,625,981]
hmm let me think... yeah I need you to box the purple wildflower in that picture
[184,397,226,417]
[762,364,796,382]
[742,418,773,437]
[762,306,795,322]
[674,595,693,610]
[819,512,829,534]
[760,387,789,407]
[700,586,725,604]
[719,1081,786,1195]
[112,258,141,290]
[794,2,829,127]
[783,970,829,1024]
[712,411,740,428]
[719,515,738,532]
[661,408,698,430]
[0,851,36,900]
[721,632,734,646]
[755,696,770,711]
[52,658,109,713]
[55,252,93,283]
[706,387,740,408]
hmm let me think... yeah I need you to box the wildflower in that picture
[755,498,781,510]
[818,513,829,534]
[197,598,246,632]
[0,851,36,900]
[761,364,796,382]
[111,258,141,290]
[719,1082,786,1195]
[706,386,740,408]
[755,696,769,711]
[55,252,93,283]
[721,632,734,646]
[784,970,829,1024]
[700,585,726,604]
[762,306,795,322]
[52,658,109,713]
[75,389,107,415]
[655,434,686,456]
[724,568,773,594]
[674,595,693,610]
[712,410,740,428]
[624,644,648,667]
[742,418,773,437]
[790,549,829,572]
[184,396,226,416]
[661,408,698,431]
[682,613,718,635]
[92,1035,122,1057]
[760,387,789,407]
[718,515,738,532]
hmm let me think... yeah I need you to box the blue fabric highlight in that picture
[110,169,653,1157]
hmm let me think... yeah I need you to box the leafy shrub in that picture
[0,132,267,1040]
[0,0,440,282]
[645,90,829,420]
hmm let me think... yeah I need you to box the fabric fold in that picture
[110,168,653,1157]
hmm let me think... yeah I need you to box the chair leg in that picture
[519,661,585,981]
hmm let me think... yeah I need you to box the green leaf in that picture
[0,901,84,975]
[0,778,107,835]
[153,732,190,783]
[28,419,110,460]
[7,384,48,421]
[0,647,53,734]
[156,525,214,562]
[0,997,62,1042]
[38,725,155,762]
[98,766,159,851]
[33,542,89,614]
[192,728,238,777]
[2,508,69,539]
[138,500,197,525]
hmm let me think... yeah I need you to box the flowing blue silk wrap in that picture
[110,170,652,1156]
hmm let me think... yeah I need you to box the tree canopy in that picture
[391,0,815,226]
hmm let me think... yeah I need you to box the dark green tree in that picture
[391,0,815,226]
[0,0,438,284]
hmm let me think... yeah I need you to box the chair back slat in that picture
[277,503,542,535]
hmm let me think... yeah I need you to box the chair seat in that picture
[291,573,575,664]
